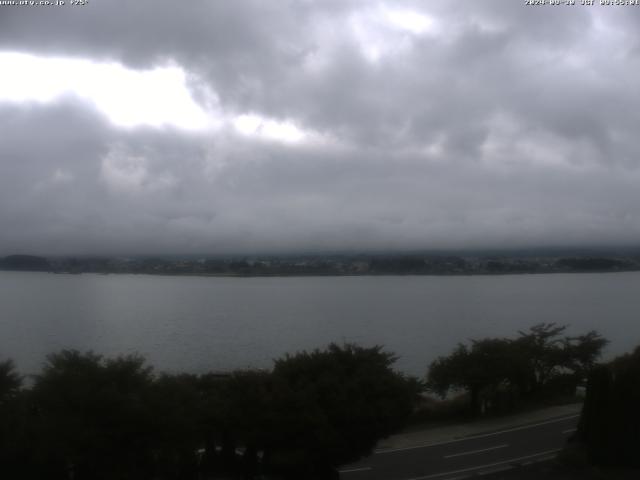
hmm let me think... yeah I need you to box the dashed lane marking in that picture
[403,449,562,480]
[375,414,579,454]
[339,466,373,474]
[443,444,508,459]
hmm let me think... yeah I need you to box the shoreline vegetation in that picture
[2,324,633,479]
[1,344,419,480]
[2,252,640,277]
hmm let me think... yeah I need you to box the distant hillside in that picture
[0,255,50,271]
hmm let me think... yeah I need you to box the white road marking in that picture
[375,414,580,454]
[477,465,512,476]
[562,428,577,434]
[403,449,562,480]
[339,466,372,474]
[443,444,508,459]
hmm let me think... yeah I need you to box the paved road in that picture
[339,414,579,480]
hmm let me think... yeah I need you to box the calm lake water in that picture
[1,271,639,377]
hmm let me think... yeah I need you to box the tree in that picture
[0,359,21,403]
[427,339,525,416]
[514,323,568,392]
[515,324,608,394]
[561,330,609,383]
[578,346,640,467]
[197,370,274,477]
[28,350,156,479]
[145,373,205,479]
[265,344,420,478]
[0,359,24,477]
[427,325,608,415]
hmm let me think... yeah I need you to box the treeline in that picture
[1,326,632,478]
[0,344,419,480]
[426,324,608,416]
[427,324,640,470]
[2,253,640,276]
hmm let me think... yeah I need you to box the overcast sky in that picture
[1,0,640,255]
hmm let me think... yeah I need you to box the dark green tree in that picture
[427,338,525,416]
[427,325,607,415]
[192,370,274,477]
[265,343,420,478]
[0,359,21,402]
[514,323,568,392]
[28,350,156,479]
[0,359,24,476]
[515,324,607,395]
[578,346,640,467]
[561,330,609,383]
[146,373,205,479]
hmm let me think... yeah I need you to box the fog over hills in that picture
[2,1,640,254]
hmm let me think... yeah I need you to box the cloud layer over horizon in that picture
[2,0,640,255]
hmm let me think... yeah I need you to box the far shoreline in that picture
[3,252,640,278]
[3,268,640,279]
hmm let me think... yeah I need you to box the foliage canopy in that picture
[426,323,607,415]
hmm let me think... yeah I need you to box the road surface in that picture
[339,413,579,480]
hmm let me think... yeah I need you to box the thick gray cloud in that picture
[1,0,640,254]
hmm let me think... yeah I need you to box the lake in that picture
[1,271,639,377]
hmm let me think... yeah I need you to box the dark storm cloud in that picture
[1,0,640,254]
